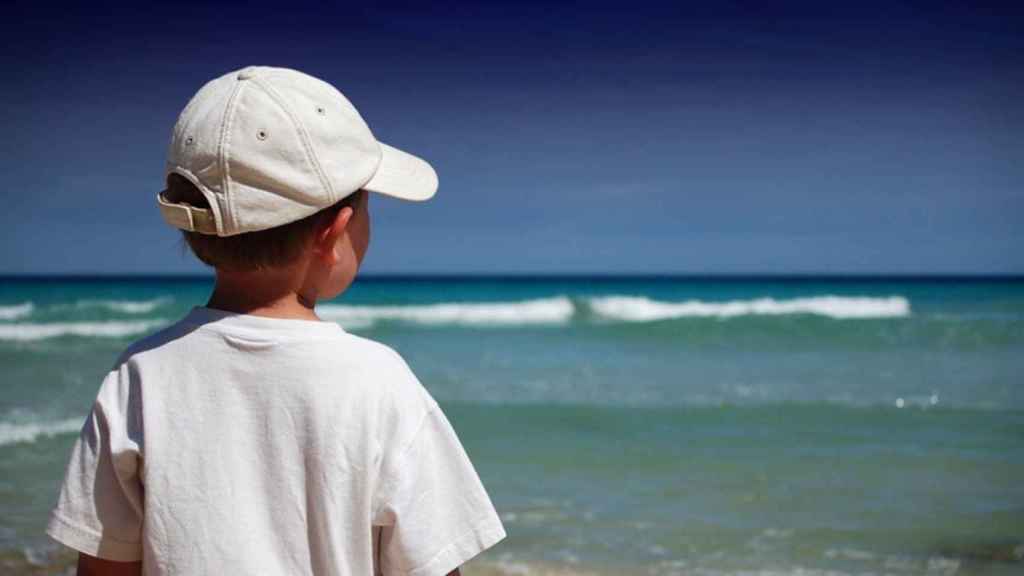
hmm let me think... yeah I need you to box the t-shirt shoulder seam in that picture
[396,400,439,460]
[370,401,439,522]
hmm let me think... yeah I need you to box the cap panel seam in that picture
[217,79,247,236]
[250,76,337,204]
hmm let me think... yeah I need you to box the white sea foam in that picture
[0,302,34,320]
[0,417,82,446]
[0,319,167,341]
[318,296,575,327]
[70,296,174,314]
[588,295,910,321]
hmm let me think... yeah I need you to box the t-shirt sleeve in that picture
[371,398,506,576]
[45,364,144,562]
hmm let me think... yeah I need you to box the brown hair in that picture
[166,173,364,272]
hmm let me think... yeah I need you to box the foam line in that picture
[317,296,575,327]
[0,302,34,321]
[0,319,167,341]
[588,295,910,321]
[69,296,174,314]
[0,417,82,446]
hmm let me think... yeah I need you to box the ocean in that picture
[0,275,1021,575]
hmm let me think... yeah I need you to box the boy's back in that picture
[47,305,505,575]
[45,65,505,575]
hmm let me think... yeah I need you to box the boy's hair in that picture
[165,173,365,272]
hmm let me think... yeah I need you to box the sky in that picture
[1,0,1021,275]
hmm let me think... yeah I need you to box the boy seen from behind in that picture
[45,65,507,576]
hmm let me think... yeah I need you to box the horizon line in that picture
[2,272,1023,282]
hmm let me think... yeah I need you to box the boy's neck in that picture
[205,268,322,322]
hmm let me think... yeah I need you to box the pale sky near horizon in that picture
[2,1,1021,275]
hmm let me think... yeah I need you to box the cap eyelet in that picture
[316,106,326,115]
[184,136,194,146]
[256,130,267,140]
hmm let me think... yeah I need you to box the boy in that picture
[45,65,506,576]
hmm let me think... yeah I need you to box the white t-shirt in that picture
[46,305,506,575]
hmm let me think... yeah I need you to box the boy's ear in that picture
[313,207,354,263]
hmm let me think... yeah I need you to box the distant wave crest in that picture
[0,302,34,320]
[587,295,910,321]
[70,296,174,314]
[0,319,167,341]
[0,417,82,446]
[319,294,909,328]
[0,294,911,337]
[0,298,173,322]
[318,296,575,327]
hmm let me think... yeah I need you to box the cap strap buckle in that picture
[156,191,219,235]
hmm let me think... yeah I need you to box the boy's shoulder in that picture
[108,313,436,412]
[112,311,388,365]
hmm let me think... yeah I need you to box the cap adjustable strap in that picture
[156,191,219,235]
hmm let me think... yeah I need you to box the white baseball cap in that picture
[156,65,437,237]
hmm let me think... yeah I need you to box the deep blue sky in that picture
[2,1,1021,275]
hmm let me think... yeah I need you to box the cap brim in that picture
[361,142,438,201]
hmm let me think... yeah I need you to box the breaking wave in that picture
[318,296,576,327]
[68,296,174,314]
[0,417,82,446]
[0,295,913,336]
[319,294,910,328]
[0,319,168,341]
[0,298,173,322]
[0,302,34,320]
[587,295,910,321]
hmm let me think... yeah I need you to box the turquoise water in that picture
[1,276,1022,575]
